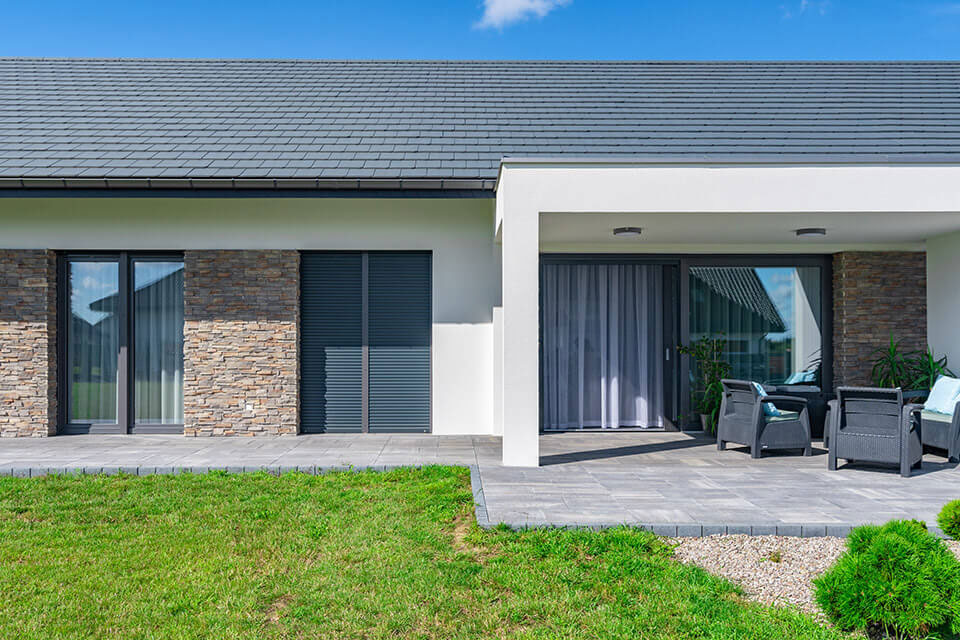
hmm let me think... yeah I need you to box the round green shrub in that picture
[938,500,960,540]
[813,520,960,640]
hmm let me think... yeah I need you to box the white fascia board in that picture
[496,161,960,216]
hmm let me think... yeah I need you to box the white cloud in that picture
[475,0,571,30]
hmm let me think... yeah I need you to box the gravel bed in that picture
[672,536,960,616]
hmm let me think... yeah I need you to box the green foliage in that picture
[871,335,921,389]
[0,469,844,639]
[871,336,955,392]
[814,520,960,640]
[938,500,960,540]
[678,335,732,434]
[912,347,955,392]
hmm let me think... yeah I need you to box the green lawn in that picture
[0,468,843,639]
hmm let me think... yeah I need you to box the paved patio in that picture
[1,431,958,536]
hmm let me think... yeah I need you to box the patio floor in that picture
[1,431,958,536]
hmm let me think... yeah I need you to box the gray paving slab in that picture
[2,431,959,536]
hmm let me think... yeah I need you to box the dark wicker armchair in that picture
[910,399,960,463]
[717,379,812,459]
[827,387,923,478]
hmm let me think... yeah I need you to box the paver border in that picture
[1,464,940,538]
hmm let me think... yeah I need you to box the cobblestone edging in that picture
[0,463,927,538]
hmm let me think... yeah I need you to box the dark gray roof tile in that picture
[1,58,960,182]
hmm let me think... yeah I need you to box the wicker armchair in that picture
[909,399,960,463]
[827,387,923,478]
[717,379,812,459]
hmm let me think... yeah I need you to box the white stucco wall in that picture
[927,230,960,368]
[0,196,501,436]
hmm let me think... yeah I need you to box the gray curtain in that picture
[542,264,665,430]
[133,262,184,424]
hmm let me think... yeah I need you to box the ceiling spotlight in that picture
[795,228,827,238]
[613,227,643,237]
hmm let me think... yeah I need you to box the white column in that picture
[928,230,960,367]
[501,204,540,466]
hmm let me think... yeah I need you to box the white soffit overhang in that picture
[495,158,960,250]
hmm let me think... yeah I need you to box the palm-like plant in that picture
[870,335,919,389]
[678,335,732,434]
[911,346,955,391]
[870,335,954,391]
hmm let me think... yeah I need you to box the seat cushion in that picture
[921,409,953,424]
[766,411,800,423]
[924,376,960,415]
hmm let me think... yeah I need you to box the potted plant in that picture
[870,334,919,390]
[678,335,731,435]
[871,335,954,399]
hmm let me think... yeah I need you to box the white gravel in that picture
[672,535,960,616]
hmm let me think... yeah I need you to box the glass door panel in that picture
[67,260,120,424]
[132,260,185,425]
[541,263,670,430]
[689,265,823,386]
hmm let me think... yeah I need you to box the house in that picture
[1,59,958,468]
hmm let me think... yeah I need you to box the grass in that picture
[0,467,845,639]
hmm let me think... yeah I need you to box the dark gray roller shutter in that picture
[368,252,432,433]
[301,253,363,433]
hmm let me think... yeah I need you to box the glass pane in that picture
[68,261,119,423]
[689,266,823,387]
[133,261,184,424]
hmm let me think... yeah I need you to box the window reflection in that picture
[689,266,822,386]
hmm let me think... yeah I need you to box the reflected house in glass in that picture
[87,264,185,426]
[690,266,822,386]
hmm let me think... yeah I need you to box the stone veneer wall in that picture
[0,250,57,437]
[183,250,299,436]
[833,251,927,388]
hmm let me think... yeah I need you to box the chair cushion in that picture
[921,409,953,424]
[766,411,800,423]
[924,376,960,415]
[752,382,781,417]
[784,370,817,384]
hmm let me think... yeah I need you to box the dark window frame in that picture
[57,251,185,435]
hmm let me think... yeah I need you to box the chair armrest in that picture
[763,395,809,412]
[952,399,960,430]
[827,399,839,442]
[902,403,924,433]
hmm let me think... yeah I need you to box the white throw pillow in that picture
[924,376,960,415]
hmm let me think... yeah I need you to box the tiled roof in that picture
[2,58,960,187]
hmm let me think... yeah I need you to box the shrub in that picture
[938,500,960,540]
[813,520,960,640]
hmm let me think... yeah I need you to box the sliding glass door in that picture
[684,257,830,429]
[540,261,678,430]
[540,255,830,432]
[688,265,824,386]
[61,253,184,434]
[132,259,185,426]
[67,259,120,426]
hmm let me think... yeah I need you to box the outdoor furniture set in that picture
[716,376,960,477]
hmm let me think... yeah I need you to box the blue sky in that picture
[2,0,959,59]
